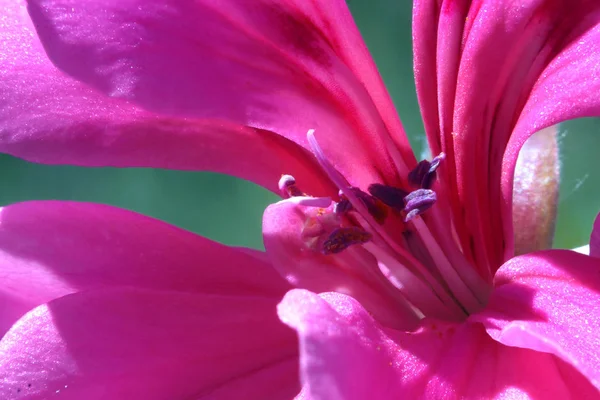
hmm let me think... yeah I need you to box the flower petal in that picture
[278,289,596,399]
[22,0,414,188]
[502,4,600,260]
[591,212,600,258]
[0,2,335,194]
[0,288,299,400]
[0,201,290,337]
[471,250,600,391]
[414,0,600,270]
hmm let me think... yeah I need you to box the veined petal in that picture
[278,289,596,399]
[0,201,290,337]
[0,288,299,400]
[591,212,600,258]
[471,250,600,392]
[22,0,414,188]
[502,4,600,261]
[0,2,335,194]
[414,0,600,271]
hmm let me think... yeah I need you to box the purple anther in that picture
[429,152,446,171]
[278,174,304,197]
[368,183,408,210]
[403,189,437,222]
[408,160,431,188]
[408,153,446,189]
[322,227,372,254]
[349,187,387,224]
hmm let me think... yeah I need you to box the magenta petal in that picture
[23,0,414,188]
[0,201,290,336]
[471,250,600,391]
[0,2,334,193]
[278,289,596,399]
[414,0,600,269]
[591,213,600,257]
[0,288,299,400]
[500,4,600,258]
[277,289,404,400]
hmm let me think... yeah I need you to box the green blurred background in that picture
[1,1,598,250]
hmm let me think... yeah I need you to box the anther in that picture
[350,188,387,224]
[408,153,446,189]
[368,184,409,211]
[334,188,388,224]
[404,189,437,222]
[279,174,305,198]
[322,227,372,254]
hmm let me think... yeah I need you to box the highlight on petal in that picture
[20,0,415,188]
[278,289,596,399]
[472,250,600,391]
[591,213,600,257]
[0,201,290,337]
[0,288,299,400]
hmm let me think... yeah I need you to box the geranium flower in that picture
[2,0,600,399]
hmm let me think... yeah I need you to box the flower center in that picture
[279,130,492,323]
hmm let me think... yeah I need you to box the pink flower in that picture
[2,0,600,399]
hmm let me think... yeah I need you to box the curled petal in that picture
[0,201,290,336]
[501,3,600,261]
[414,0,600,270]
[0,288,299,400]
[471,250,600,391]
[278,289,596,399]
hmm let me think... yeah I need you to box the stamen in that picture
[322,227,372,254]
[347,188,388,224]
[404,189,437,222]
[306,129,408,252]
[368,183,409,210]
[278,174,305,197]
[408,153,446,189]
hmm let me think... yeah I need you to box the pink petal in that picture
[591,212,600,257]
[0,288,299,400]
[263,199,420,330]
[502,4,600,260]
[22,0,414,188]
[0,201,290,337]
[278,289,596,399]
[414,0,600,270]
[0,2,331,194]
[471,250,600,391]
